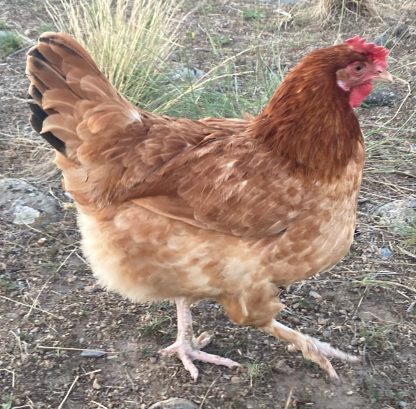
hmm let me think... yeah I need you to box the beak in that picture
[374,69,393,83]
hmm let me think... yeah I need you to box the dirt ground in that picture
[0,1,415,408]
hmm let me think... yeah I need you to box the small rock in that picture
[13,205,40,225]
[346,390,354,396]
[364,89,401,107]
[148,398,198,409]
[230,375,241,384]
[309,290,322,299]
[80,349,106,358]
[92,378,102,389]
[274,359,292,374]
[0,30,10,39]
[393,24,410,39]
[149,356,158,364]
[169,65,205,82]
[379,247,393,259]
[317,317,328,325]
[374,32,389,46]
[0,178,60,227]
[374,197,416,233]
[84,284,101,293]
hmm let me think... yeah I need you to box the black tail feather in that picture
[28,101,66,155]
[28,47,48,63]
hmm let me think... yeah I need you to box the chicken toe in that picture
[263,319,361,380]
[159,298,240,380]
[159,340,240,381]
[194,330,214,350]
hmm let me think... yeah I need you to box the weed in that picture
[139,316,171,338]
[154,46,282,119]
[140,346,155,357]
[46,0,185,105]
[0,20,8,30]
[401,218,416,248]
[360,323,392,350]
[0,278,15,294]
[147,300,171,313]
[1,395,13,409]
[313,0,376,20]
[215,35,233,47]
[185,30,196,43]
[45,0,285,120]
[242,9,265,21]
[38,21,55,33]
[0,31,23,56]
[363,375,381,404]
[246,361,261,378]
[353,273,416,295]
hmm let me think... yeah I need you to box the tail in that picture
[26,32,142,206]
[26,32,130,160]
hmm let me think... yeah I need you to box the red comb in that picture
[345,35,389,68]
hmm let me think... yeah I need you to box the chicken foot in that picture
[159,297,241,380]
[263,320,361,380]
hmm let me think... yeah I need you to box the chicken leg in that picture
[262,320,361,380]
[159,297,241,380]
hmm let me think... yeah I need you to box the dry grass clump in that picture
[313,0,377,20]
[0,132,58,183]
[45,0,185,104]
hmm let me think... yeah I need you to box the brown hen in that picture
[26,33,391,380]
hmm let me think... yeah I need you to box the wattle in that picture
[349,82,373,108]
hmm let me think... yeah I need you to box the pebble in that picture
[230,375,241,384]
[379,247,393,259]
[169,65,205,82]
[0,178,60,227]
[394,24,410,37]
[374,198,416,233]
[374,32,389,46]
[364,89,400,107]
[92,378,102,389]
[309,291,322,299]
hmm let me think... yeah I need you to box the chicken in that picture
[26,33,391,380]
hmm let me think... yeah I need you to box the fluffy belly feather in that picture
[77,197,356,303]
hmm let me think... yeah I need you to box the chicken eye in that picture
[354,63,364,72]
